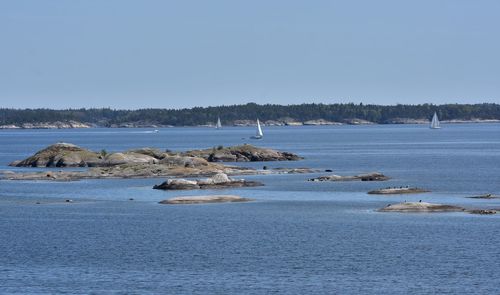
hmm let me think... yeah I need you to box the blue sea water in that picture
[1,124,500,294]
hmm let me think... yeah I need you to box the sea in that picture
[1,124,499,294]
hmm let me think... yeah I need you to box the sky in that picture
[1,0,499,109]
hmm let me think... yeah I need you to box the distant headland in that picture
[1,103,499,129]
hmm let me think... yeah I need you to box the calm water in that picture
[1,124,500,294]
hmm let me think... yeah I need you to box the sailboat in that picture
[251,119,264,139]
[430,112,441,129]
[215,117,222,129]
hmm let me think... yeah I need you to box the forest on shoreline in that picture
[1,103,500,127]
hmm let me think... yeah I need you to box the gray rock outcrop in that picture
[378,202,465,212]
[9,143,103,167]
[368,187,429,194]
[159,195,252,204]
[153,173,263,190]
[467,194,499,199]
[309,172,389,182]
[181,144,302,162]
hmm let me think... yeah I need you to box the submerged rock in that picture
[153,173,263,190]
[309,172,389,182]
[378,202,465,213]
[159,195,252,205]
[368,187,429,195]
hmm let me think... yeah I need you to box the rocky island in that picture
[368,187,429,195]
[308,172,389,182]
[3,143,304,181]
[159,195,252,205]
[153,173,263,190]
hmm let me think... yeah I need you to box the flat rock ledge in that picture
[159,195,252,205]
[368,187,429,195]
[309,172,389,182]
[467,209,497,215]
[153,173,263,190]
[378,202,465,213]
[261,167,318,174]
[467,193,500,199]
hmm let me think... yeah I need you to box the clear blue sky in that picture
[1,0,499,109]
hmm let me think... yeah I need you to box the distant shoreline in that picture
[2,103,500,128]
[1,119,500,129]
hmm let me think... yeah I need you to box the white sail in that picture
[251,119,263,139]
[256,119,263,137]
[216,117,222,129]
[430,112,440,129]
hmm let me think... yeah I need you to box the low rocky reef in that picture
[467,193,499,199]
[379,202,497,215]
[159,195,252,204]
[379,202,465,212]
[467,209,497,215]
[264,167,317,174]
[153,173,263,190]
[3,161,250,181]
[181,144,302,162]
[9,143,301,168]
[368,187,429,195]
[308,172,389,182]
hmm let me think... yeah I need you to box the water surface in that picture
[1,124,499,294]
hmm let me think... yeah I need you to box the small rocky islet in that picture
[379,202,465,213]
[467,193,499,199]
[378,202,497,215]
[153,173,263,190]
[368,187,429,195]
[159,195,252,205]
[308,172,389,182]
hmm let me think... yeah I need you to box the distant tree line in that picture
[1,103,499,126]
